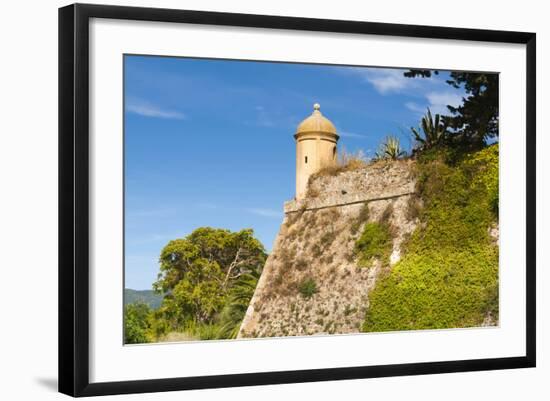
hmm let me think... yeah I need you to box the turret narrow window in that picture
[305,156,308,164]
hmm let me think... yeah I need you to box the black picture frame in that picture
[58,3,536,397]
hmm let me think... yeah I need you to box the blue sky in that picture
[124,55,466,290]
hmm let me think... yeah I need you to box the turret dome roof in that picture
[295,103,337,136]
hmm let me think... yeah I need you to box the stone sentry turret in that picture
[294,103,339,199]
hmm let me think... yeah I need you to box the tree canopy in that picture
[404,70,498,148]
[152,227,267,331]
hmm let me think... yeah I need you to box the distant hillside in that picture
[124,289,163,309]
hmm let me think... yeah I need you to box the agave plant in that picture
[411,108,448,152]
[374,135,407,160]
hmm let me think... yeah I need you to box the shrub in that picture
[354,222,392,266]
[298,278,318,299]
[124,302,152,344]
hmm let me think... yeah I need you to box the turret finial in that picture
[313,103,321,112]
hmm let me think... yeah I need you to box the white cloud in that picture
[405,102,426,114]
[406,92,463,117]
[350,68,412,94]
[247,208,282,218]
[126,98,186,119]
[342,67,461,103]
[425,91,463,115]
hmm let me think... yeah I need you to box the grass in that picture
[362,145,499,332]
[160,321,226,341]
[311,148,368,178]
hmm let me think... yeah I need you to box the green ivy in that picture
[363,145,499,332]
[355,222,392,266]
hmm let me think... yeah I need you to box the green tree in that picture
[153,227,267,330]
[410,108,448,154]
[404,70,498,147]
[124,302,152,344]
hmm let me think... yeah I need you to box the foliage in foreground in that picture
[363,144,499,332]
[128,227,267,343]
[148,269,262,341]
[124,302,152,344]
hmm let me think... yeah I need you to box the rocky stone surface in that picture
[284,159,416,213]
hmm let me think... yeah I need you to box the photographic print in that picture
[123,55,499,344]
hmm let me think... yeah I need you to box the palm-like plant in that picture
[217,269,261,339]
[411,108,448,152]
[374,135,407,160]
